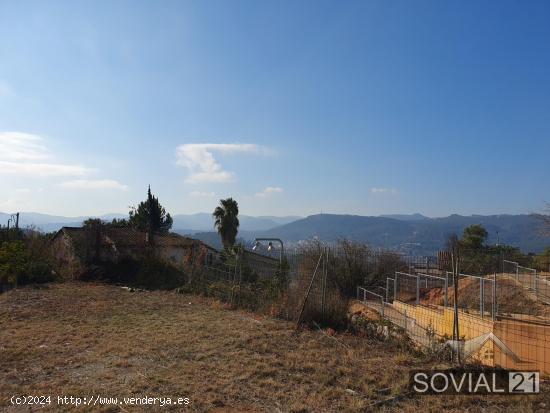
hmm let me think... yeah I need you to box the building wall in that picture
[51,228,215,280]
[157,245,188,267]
[51,233,84,280]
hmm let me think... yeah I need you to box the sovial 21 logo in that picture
[410,368,539,395]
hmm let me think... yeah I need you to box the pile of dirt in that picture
[348,300,381,321]
[422,287,445,303]
[418,275,550,319]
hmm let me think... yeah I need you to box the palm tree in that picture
[213,198,240,250]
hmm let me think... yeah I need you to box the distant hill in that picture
[259,213,549,255]
[171,213,301,232]
[173,231,252,251]
[379,213,429,221]
[0,212,126,233]
[0,212,302,233]
[256,216,303,226]
[261,214,413,244]
[175,231,223,250]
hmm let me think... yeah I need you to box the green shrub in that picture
[0,240,55,287]
[0,241,26,285]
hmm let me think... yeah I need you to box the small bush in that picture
[350,314,418,353]
[275,279,349,329]
[271,243,350,329]
[0,239,56,288]
[179,271,287,312]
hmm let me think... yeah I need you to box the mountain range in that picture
[1,211,547,255]
[258,213,548,255]
[0,212,301,233]
[186,213,548,254]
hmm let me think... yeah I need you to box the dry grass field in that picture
[1,282,548,412]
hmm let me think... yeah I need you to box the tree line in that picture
[87,186,240,251]
[448,223,549,274]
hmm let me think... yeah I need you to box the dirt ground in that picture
[0,283,548,412]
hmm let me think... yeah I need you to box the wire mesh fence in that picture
[442,271,496,320]
[357,286,385,316]
[182,240,414,327]
[394,271,420,304]
[504,259,550,305]
[356,248,550,375]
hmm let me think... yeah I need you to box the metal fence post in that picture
[416,275,420,305]
[394,274,398,302]
[480,278,484,318]
[321,247,328,322]
[496,255,501,319]
[444,273,448,308]
[295,251,324,330]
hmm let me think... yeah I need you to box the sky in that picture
[0,0,549,218]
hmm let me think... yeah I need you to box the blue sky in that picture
[0,0,549,217]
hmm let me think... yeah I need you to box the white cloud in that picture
[57,179,129,190]
[255,186,283,198]
[371,187,397,194]
[175,143,269,183]
[0,132,50,161]
[0,132,91,176]
[0,161,90,176]
[189,191,216,197]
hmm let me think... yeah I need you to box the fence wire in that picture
[357,251,550,376]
